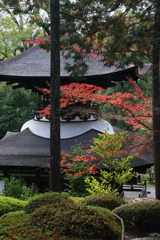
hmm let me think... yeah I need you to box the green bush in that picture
[31,201,121,240]
[24,192,74,213]
[0,194,121,240]
[0,205,78,240]
[113,200,160,232]
[1,176,39,200]
[80,194,125,210]
[0,196,26,216]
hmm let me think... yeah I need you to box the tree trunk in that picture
[49,0,61,192]
[152,2,160,199]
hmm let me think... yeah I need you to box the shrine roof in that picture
[0,45,151,89]
[0,128,153,171]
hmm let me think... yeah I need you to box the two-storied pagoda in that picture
[0,45,153,191]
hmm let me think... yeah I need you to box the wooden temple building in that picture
[0,45,153,191]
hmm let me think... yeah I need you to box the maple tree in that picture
[104,78,152,133]
[102,71,152,132]
[39,81,153,150]
[61,142,98,197]
[60,132,133,197]
[37,80,152,133]
[85,131,133,196]
[37,82,106,119]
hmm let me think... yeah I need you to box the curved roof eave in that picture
[0,45,150,78]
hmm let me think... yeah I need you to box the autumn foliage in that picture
[37,82,106,119]
[38,79,152,132]
[60,131,134,196]
[105,78,152,132]
[60,142,99,196]
[61,151,98,177]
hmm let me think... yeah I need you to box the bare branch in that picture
[60,11,85,20]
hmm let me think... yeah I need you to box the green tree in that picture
[85,131,133,196]
[0,83,37,139]
[0,0,43,60]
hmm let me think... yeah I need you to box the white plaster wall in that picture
[21,118,114,139]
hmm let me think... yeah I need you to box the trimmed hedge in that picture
[0,194,121,239]
[80,194,125,210]
[113,200,160,231]
[31,201,121,239]
[0,196,26,216]
[24,192,74,213]
[0,210,81,240]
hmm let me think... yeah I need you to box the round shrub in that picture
[31,201,121,240]
[113,200,160,231]
[0,208,81,240]
[24,192,74,213]
[80,194,125,210]
[0,196,26,216]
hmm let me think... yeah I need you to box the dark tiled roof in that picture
[0,128,153,170]
[0,45,150,77]
[0,128,100,167]
[0,129,50,156]
[0,155,49,167]
[113,127,153,169]
[0,45,151,89]
[2,131,19,140]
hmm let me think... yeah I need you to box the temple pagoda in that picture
[0,45,153,191]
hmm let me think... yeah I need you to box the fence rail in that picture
[122,180,150,197]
